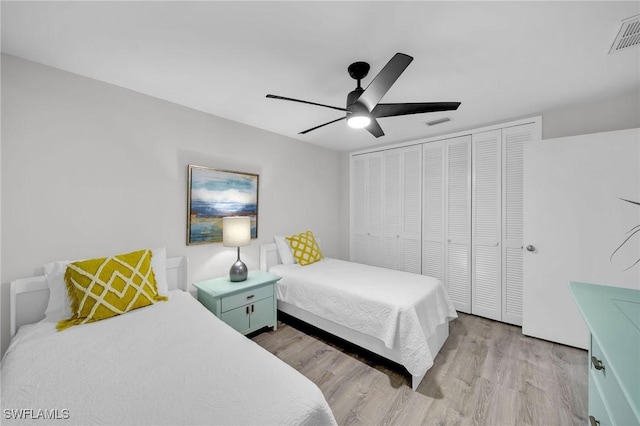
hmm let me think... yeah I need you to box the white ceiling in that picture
[2,1,639,152]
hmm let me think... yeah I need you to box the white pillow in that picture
[43,247,169,322]
[274,236,296,265]
[43,259,73,322]
[151,247,168,296]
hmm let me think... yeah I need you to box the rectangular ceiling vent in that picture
[425,117,452,127]
[609,14,640,54]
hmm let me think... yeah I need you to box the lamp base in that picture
[229,259,248,282]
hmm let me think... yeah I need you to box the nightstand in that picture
[193,270,280,335]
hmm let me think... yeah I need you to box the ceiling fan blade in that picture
[299,116,346,134]
[266,94,347,112]
[366,118,385,138]
[356,53,413,112]
[373,102,461,118]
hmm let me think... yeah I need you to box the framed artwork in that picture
[187,165,258,245]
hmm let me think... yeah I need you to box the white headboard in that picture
[10,256,189,338]
[259,243,281,272]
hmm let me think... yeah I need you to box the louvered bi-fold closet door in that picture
[422,141,446,283]
[350,154,368,264]
[383,146,422,273]
[472,130,502,321]
[366,152,384,267]
[401,146,422,274]
[383,149,403,270]
[501,123,533,326]
[446,135,472,313]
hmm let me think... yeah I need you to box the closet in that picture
[350,118,540,326]
[350,145,422,274]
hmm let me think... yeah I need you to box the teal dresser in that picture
[569,282,640,426]
[194,271,280,335]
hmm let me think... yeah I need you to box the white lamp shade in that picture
[222,216,251,247]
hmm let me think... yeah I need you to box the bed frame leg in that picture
[411,373,426,391]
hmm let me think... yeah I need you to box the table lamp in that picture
[222,216,251,282]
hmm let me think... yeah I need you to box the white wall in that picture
[0,54,343,355]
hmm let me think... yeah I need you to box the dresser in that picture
[569,282,640,426]
[193,271,280,335]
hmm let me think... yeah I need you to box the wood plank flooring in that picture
[251,312,588,426]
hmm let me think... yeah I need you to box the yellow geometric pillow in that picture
[57,249,167,331]
[286,230,324,266]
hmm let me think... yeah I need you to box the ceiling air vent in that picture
[425,117,452,127]
[609,14,640,54]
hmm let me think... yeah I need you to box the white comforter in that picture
[1,291,336,426]
[271,258,457,377]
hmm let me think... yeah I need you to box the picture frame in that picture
[187,165,259,245]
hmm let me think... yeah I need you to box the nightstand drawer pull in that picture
[246,294,255,300]
[591,356,605,371]
[589,415,600,426]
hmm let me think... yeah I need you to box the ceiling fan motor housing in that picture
[346,88,365,111]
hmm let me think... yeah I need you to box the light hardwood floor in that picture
[251,312,588,426]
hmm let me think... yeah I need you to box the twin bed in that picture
[2,241,457,424]
[260,242,457,391]
[1,255,336,425]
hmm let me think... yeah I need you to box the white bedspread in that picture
[271,258,457,377]
[1,291,336,426]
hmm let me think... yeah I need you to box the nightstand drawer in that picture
[221,285,273,312]
[590,336,636,425]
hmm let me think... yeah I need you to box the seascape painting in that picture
[187,165,258,245]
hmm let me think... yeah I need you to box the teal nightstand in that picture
[193,271,280,335]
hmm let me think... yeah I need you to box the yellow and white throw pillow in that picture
[286,230,324,266]
[57,249,167,331]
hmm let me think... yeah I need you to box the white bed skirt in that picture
[277,299,449,391]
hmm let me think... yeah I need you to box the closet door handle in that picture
[526,245,536,252]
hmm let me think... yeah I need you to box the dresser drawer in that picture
[221,284,273,312]
[589,372,612,426]
[590,336,636,425]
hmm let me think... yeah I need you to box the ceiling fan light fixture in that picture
[347,114,371,129]
[347,102,371,129]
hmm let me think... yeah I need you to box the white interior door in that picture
[446,135,472,313]
[366,152,384,267]
[423,141,446,283]
[523,128,640,349]
[401,146,422,274]
[350,154,367,263]
[472,129,502,321]
[501,123,534,326]
[383,149,402,270]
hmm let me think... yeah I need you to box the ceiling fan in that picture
[266,53,461,138]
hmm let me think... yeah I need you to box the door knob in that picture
[526,245,535,252]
